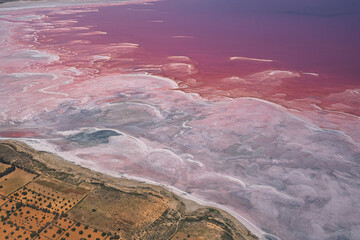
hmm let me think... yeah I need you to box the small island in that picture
[0,140,258,240]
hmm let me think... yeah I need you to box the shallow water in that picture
[1,0,360,239]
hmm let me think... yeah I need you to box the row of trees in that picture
[0,164,15,178]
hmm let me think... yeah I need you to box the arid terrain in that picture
[0,140,258,240]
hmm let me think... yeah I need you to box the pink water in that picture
[32,0,360,113]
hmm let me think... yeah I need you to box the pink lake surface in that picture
[32,0,360,113]
[1,0,360,239]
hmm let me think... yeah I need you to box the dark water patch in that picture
[66,130,121,145]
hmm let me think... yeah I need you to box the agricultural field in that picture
[0,168,36,196]
[40,224,64,239]
[0,209,33,240]
[8,176,90,214]
[53,217,75,230]
[8,206,56,232]
[0,166,108,240]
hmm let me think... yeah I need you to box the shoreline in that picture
[0,136,267,239]
[0,139,261,239]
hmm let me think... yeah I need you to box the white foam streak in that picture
[230,56,273,62]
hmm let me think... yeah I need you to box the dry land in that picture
[0,140,258,240]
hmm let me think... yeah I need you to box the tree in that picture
[15,202,23,209]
